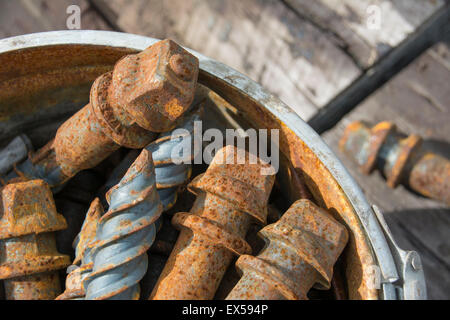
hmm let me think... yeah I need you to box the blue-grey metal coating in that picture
[57,198,103,300]
[83,149,163,300]
[100,111,200,212]
[58,239,98,300]
[0,135,33,176]
[0,31,424,299]
[78,241,96,292]
[4,157,66,188]
[98,150,141,208]
[146,111,200,211]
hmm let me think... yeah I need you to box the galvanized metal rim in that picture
[0,30,399,294]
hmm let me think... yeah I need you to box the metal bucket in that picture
[0,31,426,300]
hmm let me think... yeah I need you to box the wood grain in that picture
[323,43,450,299]
[0,0,111,39]
[284,0,446,68]
[91,0,363,121]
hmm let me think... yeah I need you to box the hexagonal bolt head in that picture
[0,180,67,239]
[109,39,199,132]
[0,180,70,300]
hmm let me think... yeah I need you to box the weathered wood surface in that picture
[1,0,445,122]
[0,0,110,39]
[91,0,364,121]
[306,2,450,133]
[284,0,446,69]
[91,0,446,123]
[323,43,450,299]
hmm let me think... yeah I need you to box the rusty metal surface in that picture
[0,46,137,145]
[55,265,85,300]
[56,198,103,300]
[73,198,103,266]
[55,169,105,257]
[150,145,275,300]
[148,213,180,256]
[198,58,385,300]
[147,109,201,211]
[408,152,450,206]
[0,179,70,299]
[101,109,201,212]
[108,40,199,133]
[97,149,141,208]
[226,199,348,300]
[83,149,163,300]
[0,31,416,299]
[57,107,201,301]
[4,39,199,189]
[340,121,450,205]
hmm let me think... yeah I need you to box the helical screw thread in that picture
[147,110,201,211]
[150,145,276,300]
[83,149,163,300]
[226,199,349,300]
[56,198,103,300]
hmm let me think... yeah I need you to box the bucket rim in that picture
[0,30,405,299]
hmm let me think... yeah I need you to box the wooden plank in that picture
[322,43,450,299]
[0,0,46,38]
[430,42,450,68]
[0,0,111,39]
[90,0,362,121]
[381,214,450,300]
[284,0,446,69]
[307,4,450,133]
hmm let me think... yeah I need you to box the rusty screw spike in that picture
[340,121,450,205]
[59,106,199,300]
[83,149,163,300]
[57,238,99,300]
[150,145,276,300]
[147,109,201,211]
[226,199,348,300]
[100,109,201,212]
[5,39,199,188]
[0,180,70,300]
[97,149,141,208]
[56,198,103,300]
[72,237,100,300]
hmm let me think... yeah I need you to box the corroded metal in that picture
[55,169,105,257]
[56,198,103,300]
[148,214,180,257]
[0,180,70,300]
[83,149,163,300]
[340,121,450,205]
[1,31,427,300]
[56,265,85,301]
[150,145,276,300]
[147,109,201,211]
[97,149,141,208]
[226,199,348,300]
[5,39,199,188]
[0,135,32,176]
[73,198,103,265]
[99,109,201,212]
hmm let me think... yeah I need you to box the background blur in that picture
[0,0,449,299]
